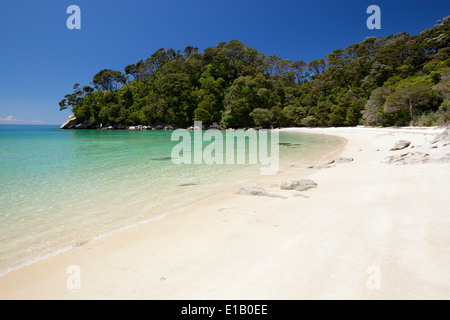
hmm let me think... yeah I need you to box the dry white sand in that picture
[0,126,449,300]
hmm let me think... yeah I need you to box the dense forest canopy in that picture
[60,16,450,128]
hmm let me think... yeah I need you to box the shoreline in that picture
[1,126,449,299]
[0,129,343,278]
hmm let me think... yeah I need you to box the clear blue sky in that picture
[0,0,448,125]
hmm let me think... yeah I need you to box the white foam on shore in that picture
[0,246,74,277]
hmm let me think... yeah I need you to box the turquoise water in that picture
[0,125,339,275]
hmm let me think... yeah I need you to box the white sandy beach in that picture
[0,126,449,300]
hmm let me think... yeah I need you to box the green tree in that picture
[384,83,441,118]
[362,87,393,126]
[250,108,273,128]
[93,69,127,92]
[59,17,450,129]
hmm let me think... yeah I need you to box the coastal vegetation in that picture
[60,16,450,129]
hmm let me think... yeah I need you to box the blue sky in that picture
[0,0,448,125]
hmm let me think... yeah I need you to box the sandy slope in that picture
[0,126,449,300]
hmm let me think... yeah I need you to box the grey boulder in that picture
[280,179,318,191]
[390,140,411,151]
[236,185,287,199]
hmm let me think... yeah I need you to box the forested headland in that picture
[60,16,449,129]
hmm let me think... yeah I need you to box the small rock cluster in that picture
[383,125,450,164]
[236,178,319,200]
[307,157,354,169]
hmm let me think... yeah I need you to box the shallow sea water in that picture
[0,125,340,275]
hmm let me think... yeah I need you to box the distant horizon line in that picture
[0,123,61,126]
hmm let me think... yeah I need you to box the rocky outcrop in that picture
[60,118,180,130]
[390,140,411,151]
[207,122,226,130]
[75,121,94,129]
[382,152,430,165]
[432,124,450,145]
[60,115,98,129]
[187,124,203,130]
[382,150,450,165]
[236,185,287,199]
[59,114,78,129]
[383,127,450,165]
[59,114,228,131]
[280,179,318,191]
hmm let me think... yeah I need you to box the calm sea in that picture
[0,125,340,275]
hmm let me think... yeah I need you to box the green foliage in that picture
[411,101,450,126]
[250,108,273,128]
[60,16,450,128]
[413,112,440,127]
[440,99,450,112]
[362,87,393,126]
[384,82,442,118]
[93,69,127,92]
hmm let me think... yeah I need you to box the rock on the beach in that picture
[432,124,450,145]
[330,157,354,164]
[390,140,411,151]
[280,179,318,191]
[307,157,353,169]
[382,152,430,165]
[307,163,336,169]
[236,185,287,199]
